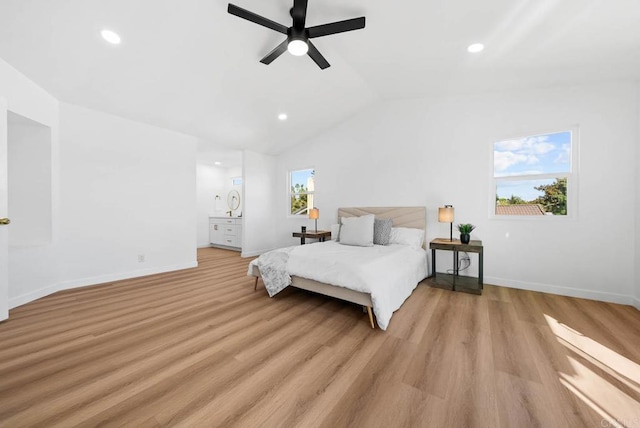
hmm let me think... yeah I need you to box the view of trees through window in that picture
[289,168,314,215]
[493,130,572,216]
[496,177,567,215]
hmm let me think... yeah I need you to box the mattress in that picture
[249,240,427,330]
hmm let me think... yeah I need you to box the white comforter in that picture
[249,241,427,330]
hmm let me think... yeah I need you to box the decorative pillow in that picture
[331,223,341,241]
[373,218,393,245]
[339,214,374,247]
[390,227,424,249]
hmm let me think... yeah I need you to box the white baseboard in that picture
[9,261,198,309]
[633,296,640,311]
[241,247,277,258]
[485,276,634,306]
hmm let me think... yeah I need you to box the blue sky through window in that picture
[494,131,571,202]
[494,131,571,177]
[291,169,314,192]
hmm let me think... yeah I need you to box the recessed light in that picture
[278,113,288,121]
[467,43,484,53]
[214,161,222,166]
[101,29,121,45]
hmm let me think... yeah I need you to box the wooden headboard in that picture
[337,207,426,230]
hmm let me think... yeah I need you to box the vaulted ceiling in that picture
[1,0,639,159]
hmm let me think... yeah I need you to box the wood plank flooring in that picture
[1,247,639,427]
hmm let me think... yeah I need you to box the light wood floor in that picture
[1,248,639,427]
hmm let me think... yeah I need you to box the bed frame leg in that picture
[366,306,375,329]
[254,277,259,291]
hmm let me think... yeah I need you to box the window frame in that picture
[489,126,579,221]
[288,167,315,217]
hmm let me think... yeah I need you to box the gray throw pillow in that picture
[373,218,393,245]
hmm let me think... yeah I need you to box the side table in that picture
[292,230,331,245]
[428,238,483,294]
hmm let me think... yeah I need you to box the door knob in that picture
[0,218,10,225]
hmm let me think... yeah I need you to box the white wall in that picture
[635,82,640,310]
[54,103,198,290]
[242,150,277,257]
[0,58,59,127]
[2,56,213,310]
[273,81,639,305]
[0,56,60,312]
[7,100,200,306]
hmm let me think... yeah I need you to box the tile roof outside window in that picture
[495,204,546,216]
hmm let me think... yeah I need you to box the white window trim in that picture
[288,167,315,218]
[488,126,579,221]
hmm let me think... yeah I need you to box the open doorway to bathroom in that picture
[196,143,243,250]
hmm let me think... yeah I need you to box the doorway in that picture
[0,111,53,320]
[7,111,52,246]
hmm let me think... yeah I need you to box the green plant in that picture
[457,223,476,234]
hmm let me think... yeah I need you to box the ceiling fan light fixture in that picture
[287,39,308,56]
[227,2,365,69]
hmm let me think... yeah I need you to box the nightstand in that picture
[428,238,483,294]
[292,230,331,245]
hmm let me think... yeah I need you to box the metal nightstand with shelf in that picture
[428,238,483,294]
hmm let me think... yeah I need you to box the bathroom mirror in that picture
[227,190,240,211]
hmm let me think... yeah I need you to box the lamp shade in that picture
[438,206,454,223]
[308,208,319,220]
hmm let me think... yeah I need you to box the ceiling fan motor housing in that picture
[288,27,307,43]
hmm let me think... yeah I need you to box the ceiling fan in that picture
[227,0,365,70]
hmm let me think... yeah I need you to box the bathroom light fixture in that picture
[278,113,288,121]
[101,29,121,45]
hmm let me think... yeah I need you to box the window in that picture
[492,129,576,217]
[289,168,315,215]
[231,177,242,186]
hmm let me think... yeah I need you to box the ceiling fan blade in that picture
[292,0,308,29]
[228,3,288,34]
[260,40,289,65]
[307,41,330,69]
[307,17,365,38]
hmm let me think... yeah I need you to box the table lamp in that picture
[438,205,454,241]
[309,207,319,232]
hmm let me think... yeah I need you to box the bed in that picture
[249,207,427,330]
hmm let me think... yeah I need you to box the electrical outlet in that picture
[138,254,145,263]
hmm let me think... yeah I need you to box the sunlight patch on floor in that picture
[545,314,640,427]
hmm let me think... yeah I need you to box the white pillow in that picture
[330,223,341,241]
[339,215,374,247]
[390,227,424,249]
